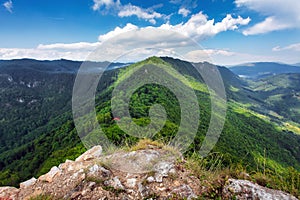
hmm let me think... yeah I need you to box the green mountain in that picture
[0,57,299,195]
[230,62,300,79]
[245,73,300,132]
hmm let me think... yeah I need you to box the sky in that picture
[0,0,300,65]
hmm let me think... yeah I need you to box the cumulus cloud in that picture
[243,17,289,35]
[272,43,300,52]
[0,12,250,63]
[92,0,164,24]
[160,13,250,40]
[235,0,300,35]
[118,4,163,24]
[3,0,13,13]
[98,23,138,42]
[178,8,191,17]
[92,0,120,11]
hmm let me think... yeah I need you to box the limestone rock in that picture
[20,177,36,189]
[154,161,174,182]
[223,179,298,200]
[0,187,19,200]
[75,145,102,162]
[38,166,61,183]
[171,184,197,200]
[126,178,137,188]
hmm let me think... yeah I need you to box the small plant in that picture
[143,193,160,200]
[168,171,178,180]
[103,185,125,196]
[98,158,113,170]
[86,176,105,184]
[29,194,53,200]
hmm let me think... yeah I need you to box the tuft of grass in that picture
[98,158,113,170]
[129,138,164,151]
[86,176,105,184]
[29,194,54,200]
[103,185,125,196]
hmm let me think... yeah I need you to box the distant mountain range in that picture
[229,62,300,79]
[0,59,128,74]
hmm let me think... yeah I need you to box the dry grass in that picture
[129,138,164,151]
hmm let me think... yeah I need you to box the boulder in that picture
[38,166,61,183]
[223,179,298,200]
[19,177,36,189]
[75,145,102,162]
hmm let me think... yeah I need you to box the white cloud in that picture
[0,48,91,61]
[98,23,138,42]
[92,0,164,24]
[92,0,120,11]
[118,4,163,24]
[3,0,13,13]
[37,42,101,50]
[184,49,277,65]
[235,0,300,35]
[160,13,250,40]
[272,43,300,52]
[0,12,251,63]
[178,8,191,17]
[243,17,289,35]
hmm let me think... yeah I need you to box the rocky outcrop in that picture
[223,179,298,200]
[0,145,298,200]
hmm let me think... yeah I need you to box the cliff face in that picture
[0,144,298,200]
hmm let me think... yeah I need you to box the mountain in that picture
[294,63,300,67]
[229,62,300,79]
[247,73,300,125]
[0,57,299,197]
[0,59,120,186]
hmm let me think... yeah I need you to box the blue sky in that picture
[0,0,300,65]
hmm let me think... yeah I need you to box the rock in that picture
[126,178,137,188]
[223,179,298,200]
[2,145,298,200]
[147,176,155,183]
[88,164,111,177]
[169,168,176,174]
[110,177,125,190]
[138,183,149,198]
[75,145,102,162]
[153,161,174,182]
[58,159,73,171]
[20,177,36,189]
[38,166,61,183]
[171,184,197,200]
[0,186,19,200]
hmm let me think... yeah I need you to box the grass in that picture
[102,185,125,196]
[184,150,300,199]
[29,194,54,200]
[129,138,164,151]
[283,122,300,135]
